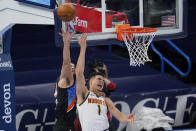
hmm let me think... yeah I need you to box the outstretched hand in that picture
[127,114,136,123]
[59,25,75,44]
[77,33,87,49]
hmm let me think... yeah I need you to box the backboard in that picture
[15,0,55,9]
[0,35,2,54]
[54,0,188,46]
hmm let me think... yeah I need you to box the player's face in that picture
[90,75,105,92]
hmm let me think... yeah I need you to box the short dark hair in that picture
[87,60,107,77]
[87,71,105,80]
[86,70,105,89]
[88,60,105,68]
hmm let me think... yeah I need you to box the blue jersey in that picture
[55,80,77,126]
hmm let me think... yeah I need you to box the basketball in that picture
[57,3,76,22]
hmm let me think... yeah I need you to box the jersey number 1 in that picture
[98,105,101,115]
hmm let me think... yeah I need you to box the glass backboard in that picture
[0,36,2,54]
[15,0,55,8]
[55,0,187,46]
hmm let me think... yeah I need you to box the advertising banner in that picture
[15,86,196,131]
[0,29,15,131]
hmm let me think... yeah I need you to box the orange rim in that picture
[120,27,157,33]
[116,24,157,41]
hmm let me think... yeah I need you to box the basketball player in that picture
[73,61,117,131]
[87,61,117,96]
[75,34,136,131]
[53,30,117,131]
[53,26,76,131]
[87,61,117,131]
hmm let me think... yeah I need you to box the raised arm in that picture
[105,97,136,123]
[75,33,88,104]
[58,26,75,88]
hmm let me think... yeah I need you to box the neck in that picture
[90,88,105,97]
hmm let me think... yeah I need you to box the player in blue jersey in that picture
[53,26,76,131]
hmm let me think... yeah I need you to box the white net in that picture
[122,32,156,66]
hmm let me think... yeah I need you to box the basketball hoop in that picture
[116,24,157,66]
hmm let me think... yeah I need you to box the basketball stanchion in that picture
[116,24,157,66]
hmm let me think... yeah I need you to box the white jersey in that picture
[77,91,109,131]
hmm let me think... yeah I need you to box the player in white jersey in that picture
[75,34,136,131]
[77,91,109,131]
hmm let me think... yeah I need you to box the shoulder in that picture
[104,97,114,108]
[104,97,112,104]
[104,97,111,101]
[77,91,90,106]
[58,78,75,89]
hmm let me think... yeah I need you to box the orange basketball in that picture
[57,3,76,22]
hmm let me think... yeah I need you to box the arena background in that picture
[0,0,196,131]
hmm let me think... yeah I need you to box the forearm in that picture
[76,47,87,103]
[59,42,73,88]
[118,113,128,123]
[111,106,128,122]
[76,33,87,103]
[104,78,116,91]
[104,78,111,85]
[76,47,86,74]
[62,42,71,65]
[59,26,75,66]
[106,97,127,123]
